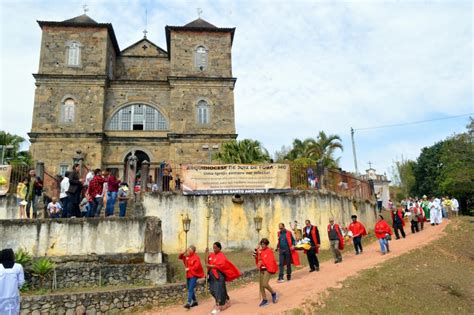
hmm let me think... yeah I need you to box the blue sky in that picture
[0,0,472,178]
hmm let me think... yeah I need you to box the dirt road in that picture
[153,221,448,315]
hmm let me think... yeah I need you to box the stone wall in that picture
[19,267,259,315]
[38,26,110,75]
[0,217,148,257]
[143,191,377,254]
[26,262,166,289]
[169,31,233,77]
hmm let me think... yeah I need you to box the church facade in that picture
[29,14,237,177]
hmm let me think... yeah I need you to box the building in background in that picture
[29,14,237,178]
[360,166,391,209]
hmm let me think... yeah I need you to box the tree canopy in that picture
[280,131,343,168]
[0,131,32,165]
[212,139,270,164]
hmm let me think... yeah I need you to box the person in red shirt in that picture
[374,215,393,255]
[348,215,367,255]
[86,169,105,217]
[206,242,241,314]
[254,238,278,307]
[178,245,204,309]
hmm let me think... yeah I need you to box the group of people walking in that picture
[178,197,455,314]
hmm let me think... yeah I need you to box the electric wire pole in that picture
[351,127,359,175]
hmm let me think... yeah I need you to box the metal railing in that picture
[289,164,374,201]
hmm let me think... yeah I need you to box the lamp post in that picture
[205,195,213,294]
[182,214,191,250]
[254,214,263,242]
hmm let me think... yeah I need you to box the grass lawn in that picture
[290,217,474,314]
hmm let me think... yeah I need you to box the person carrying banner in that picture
[206,242,241,314]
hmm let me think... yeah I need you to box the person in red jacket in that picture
[206,242,241,314]
[178,245,204,309]
[254,238,278,307]
[374,215,393,255]
[327,218,344,263]
[348,215,367,255]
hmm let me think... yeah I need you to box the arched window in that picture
[197,100,210,124]
[66,41,81,66]
[195,45,208,71]
[60,98,75,123]
[108,104,168,131]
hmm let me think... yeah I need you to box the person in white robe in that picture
[451,197,460,217]
[0,248,25,315]
[429,198,442,225]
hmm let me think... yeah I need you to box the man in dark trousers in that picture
[303,219,321,272]
[67,164,83,218]
[276,223,296,282]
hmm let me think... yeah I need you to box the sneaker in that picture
[259,300,269,307]
[355,252,360,255]
[277,279,285,283]
[191,301,198,307]
[309,269,315,273]
[315,266,320,271]
[272,292,278,304]
[184,303,191,309]
[286,276,291,281]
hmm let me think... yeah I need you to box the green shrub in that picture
[31,257,56,288]
[15,248,32,267]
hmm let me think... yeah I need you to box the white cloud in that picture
[0,0,472,176]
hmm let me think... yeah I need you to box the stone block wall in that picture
[26,263,167,289]
[38,26,109,75]
[20,268,258,315]
[169,31,233,77]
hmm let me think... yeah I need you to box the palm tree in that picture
[213,139,270,164]
[284,131,343,168]
[308,131,343,168]
[285,138,316,160]
[0,131,31,165]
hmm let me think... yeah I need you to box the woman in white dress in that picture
[0,248,25,315]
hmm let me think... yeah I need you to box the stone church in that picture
[29,13,237,178]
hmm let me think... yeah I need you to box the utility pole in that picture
[351,127,359,175]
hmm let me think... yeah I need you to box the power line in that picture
[354,113,473,131]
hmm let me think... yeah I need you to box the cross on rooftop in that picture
[197,8,203,18]
[368,161,373,169]
[83,4,89,14]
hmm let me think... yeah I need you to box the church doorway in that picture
[123,150,151,186]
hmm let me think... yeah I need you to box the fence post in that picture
[141,160,150,192]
